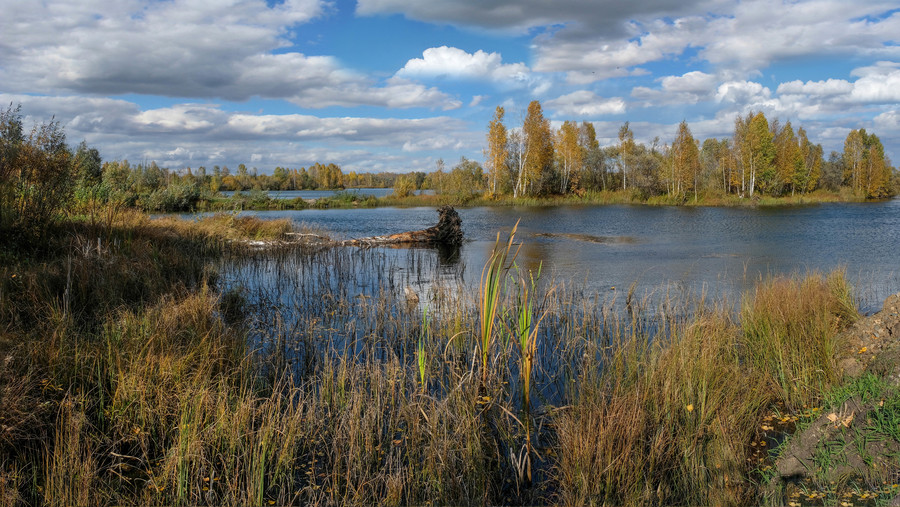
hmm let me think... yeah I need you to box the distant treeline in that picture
[96,160,422,210]
[196,162,412,192]
[479,101,898,202]
[0,102,426,229]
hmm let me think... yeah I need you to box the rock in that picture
[832,291,900,379]
[404,286,419,306]
[776,455,806,479]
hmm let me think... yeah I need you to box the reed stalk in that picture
[509,261,552,485]
[417,306,429,390]
[478,221,519,387]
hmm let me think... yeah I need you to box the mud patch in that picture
[764,292,900,506]
[532,232,638,244]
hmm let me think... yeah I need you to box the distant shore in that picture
[204,187,878,211]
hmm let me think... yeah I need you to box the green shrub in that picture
[0,105,75,244]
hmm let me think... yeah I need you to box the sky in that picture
[1,0,899,174]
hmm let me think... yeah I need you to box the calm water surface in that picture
[234,199,900,311]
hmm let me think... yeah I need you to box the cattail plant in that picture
[478,221,519,387]
[510,261,552,484]
[417,306,429,390]
[513,262,548,415]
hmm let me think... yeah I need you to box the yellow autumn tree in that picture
[554,120,582,194]
[733,111,775,197]
[798,127,823,193]
[843,129,892,198]
[773,120,803,196]
[485,106,509,196]
[515,100,552,197]
[669,120,701,201]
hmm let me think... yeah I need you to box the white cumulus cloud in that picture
[771,63,900,116]
[776,79,854,97]
[545,91,626,117]
[715,81,772,104]
[527,1,900,84]
[0,0,459,110]
[632,71,719,104]
[398,46,529,82]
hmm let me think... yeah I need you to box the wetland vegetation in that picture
[5,208,900,505]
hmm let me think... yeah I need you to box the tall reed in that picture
[478,221,519,386]
[417,306,429,390]
[508,262,551,485]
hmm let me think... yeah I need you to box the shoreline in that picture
[204,188,884,212]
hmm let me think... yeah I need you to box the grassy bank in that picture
[195,189,381,212]
[382,188,865,208]
[3,210,890,506]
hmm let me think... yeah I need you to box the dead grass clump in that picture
[179,213,294,241]
[43,396,98,507]
[741,270,859,409]
[554,272,859,505]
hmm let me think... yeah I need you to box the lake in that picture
[207,197,900,419]
[224,198,900,313]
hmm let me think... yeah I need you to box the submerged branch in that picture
[241,205,464,252]
[340,205,463,248]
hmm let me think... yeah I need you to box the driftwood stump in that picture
[341,205,463,247]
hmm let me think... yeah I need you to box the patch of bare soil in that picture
[768,294,900,506]
[839,293,900,382]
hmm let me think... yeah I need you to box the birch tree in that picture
[670,120,701,201]
[485,106,509,196]
[554,120,582,194]
[520,100,552,196]
[618,122,635,191]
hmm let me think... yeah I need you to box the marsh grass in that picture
[0,208,866,506]
[0,210,291,505]
[555,272,860,506]
[741,270,859,409]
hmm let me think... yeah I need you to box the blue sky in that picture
[1,0,899,173]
